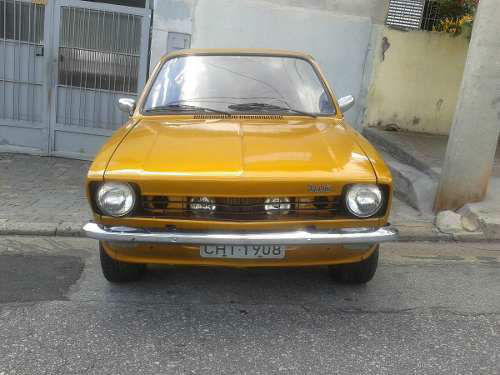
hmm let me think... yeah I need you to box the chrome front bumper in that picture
[83,223,399,246]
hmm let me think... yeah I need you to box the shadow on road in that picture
[96,265,373,307]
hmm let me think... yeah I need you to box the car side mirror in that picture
[118,98,136,116]
[338,95,355,113]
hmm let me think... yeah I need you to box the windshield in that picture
[143,55,336,116]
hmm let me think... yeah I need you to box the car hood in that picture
[104,117,377,196]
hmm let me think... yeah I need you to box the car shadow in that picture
[100,265,373,307]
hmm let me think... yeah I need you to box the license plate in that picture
[200,245,285,259]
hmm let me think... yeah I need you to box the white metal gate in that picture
[50,0,150,159]
[0,0,150,159]
[0,0,50,154]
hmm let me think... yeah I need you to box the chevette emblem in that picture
[308,184,333,193]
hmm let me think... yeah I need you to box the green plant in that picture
[433,0,478,37]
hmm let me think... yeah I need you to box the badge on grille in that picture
[308,184,332,193]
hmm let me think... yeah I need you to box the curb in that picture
[393,222,499,242]
[1,221,497,243]
[0,222,84,237]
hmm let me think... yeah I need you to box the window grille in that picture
[421,0,440,30]
[0,0,45,44]
[57,6,142,93]
[82,0,147,8]
[386,0,425,30]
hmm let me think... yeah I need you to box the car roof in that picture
[161,48,315,61]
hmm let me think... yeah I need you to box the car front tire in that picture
[329,245,379,284]
[99,243,146,283]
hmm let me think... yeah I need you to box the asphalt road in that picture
[0,236,499,375]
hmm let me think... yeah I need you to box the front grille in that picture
[141,196,342,221]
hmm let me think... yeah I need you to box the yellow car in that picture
[83,49,398,284]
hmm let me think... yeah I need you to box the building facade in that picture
[0,0,471,160]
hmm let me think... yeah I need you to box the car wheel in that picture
[99,243,146,283]
[329,245,379,284]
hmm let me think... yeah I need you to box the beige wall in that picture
[363,27,469,135]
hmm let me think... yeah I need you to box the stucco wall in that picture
[363,27,469,135]
[150,0,386,126]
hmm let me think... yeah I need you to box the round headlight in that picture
[96,182,136,217]
[265,197,291,215]
[190,197,216,213]
[345,184,383,218]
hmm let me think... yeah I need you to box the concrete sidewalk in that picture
[0,153,477,241]
[363,128,500,241]
[0,153,91,236]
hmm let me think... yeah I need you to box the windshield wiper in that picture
[228,103,317,118]
[145,103,231,115]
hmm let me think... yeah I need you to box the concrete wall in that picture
[150,0,386,126]
[363,27,469,135]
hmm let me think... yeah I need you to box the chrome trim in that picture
[83,223,399,245]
